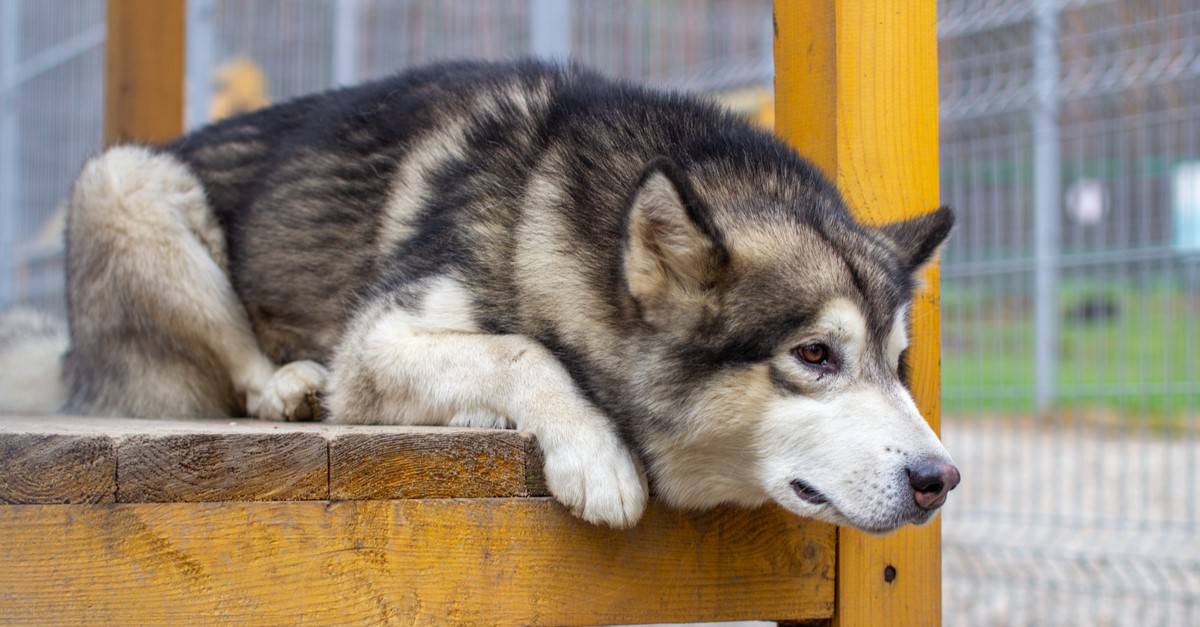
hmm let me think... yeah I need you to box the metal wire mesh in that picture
[189,0,771,117]
[0,0,103,312]
[0,1,1196,624]
[940,1,1200,625]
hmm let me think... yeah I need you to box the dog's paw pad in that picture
[248,360,329,422]
[543,433,648,529]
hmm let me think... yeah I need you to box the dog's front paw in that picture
[248,360,329,421]
[542,431,648,529]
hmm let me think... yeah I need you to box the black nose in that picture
[907,459,960,510]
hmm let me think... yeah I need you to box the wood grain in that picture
[117,432,328,503]
[0,417,551,503]
[0,500,836,625]
[330,429,547,500]
[104,0,185,145]
[774,2,944,625]
[0,434,115,504]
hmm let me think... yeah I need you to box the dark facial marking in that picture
[807,214,915,368]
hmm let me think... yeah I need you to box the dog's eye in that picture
[795,342,830,367]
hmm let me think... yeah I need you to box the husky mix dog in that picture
[0,61,959,532]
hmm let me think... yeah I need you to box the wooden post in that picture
[104,0,186,145]
[773,2,943,626]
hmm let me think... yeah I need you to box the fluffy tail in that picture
[0,307,67,413]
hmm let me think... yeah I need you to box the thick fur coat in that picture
[4,61,958,531]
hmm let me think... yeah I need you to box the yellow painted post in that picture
[104,0,186,145]
[773,2,943,626]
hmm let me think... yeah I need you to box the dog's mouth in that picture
[789,479,829,505]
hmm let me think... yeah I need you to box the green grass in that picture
[941,278,1199,423]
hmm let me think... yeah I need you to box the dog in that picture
[1,60,959,532]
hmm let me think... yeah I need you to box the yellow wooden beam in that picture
[104,0,186,145]
[0,500,835,625]
[774,2,943,625]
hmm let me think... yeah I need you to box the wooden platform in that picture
[0,415,836,625]
[3,0,941,623]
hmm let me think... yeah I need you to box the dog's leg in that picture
[64,146,325,419]
[326,292,648,528]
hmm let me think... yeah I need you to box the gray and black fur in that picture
[13,60,958,530]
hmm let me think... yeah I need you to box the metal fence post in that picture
[0,0,20,306]
[530,0,571,61]
[186,0,215,130]
[333,0,359,87]
[1032,0,1061,415]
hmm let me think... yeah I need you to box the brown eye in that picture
[796,342,830,366]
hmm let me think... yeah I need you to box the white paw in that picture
[542,431,648,529]
[247,360,329,422]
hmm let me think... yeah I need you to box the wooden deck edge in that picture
[0,415,549,504]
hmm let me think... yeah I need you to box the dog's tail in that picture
[0,307,67,413]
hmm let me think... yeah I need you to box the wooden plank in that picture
[117,432,329,503]
[104,0,186,145]
[0,433,115,504]
[330,429,547,500]
[0,417,554,503]
[774,2,943,626]
[0,500,836,625]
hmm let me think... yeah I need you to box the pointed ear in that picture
[878,206,955,272]
[622,157,728,326]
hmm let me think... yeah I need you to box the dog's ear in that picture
[878,206,955,272]
[622,157,728,326]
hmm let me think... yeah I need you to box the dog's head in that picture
[620,157,958,533]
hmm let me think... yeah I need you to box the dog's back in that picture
[165,61,557,363]
[162,60,787,365]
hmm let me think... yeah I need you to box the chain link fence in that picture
[0,1,1196,625]
[0,0,104,313]
[939,1,1199,625]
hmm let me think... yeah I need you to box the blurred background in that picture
[0,1,1196,625]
